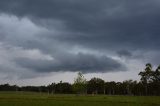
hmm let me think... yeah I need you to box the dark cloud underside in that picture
[0,0,160,78]
[0,0,160,50]
[15,53,125,73]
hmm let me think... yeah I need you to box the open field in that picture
[0,92,160,106]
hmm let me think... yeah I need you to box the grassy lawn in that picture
[0,92,160,106]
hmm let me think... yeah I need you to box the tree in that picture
[152,65,160,95]
[47,83,56,94]
[55,81,72,94]
[105,81,116,95]
[122,80,136,95]
[87,77,105,94]
[153,65,160,82]
[139,63,153,95]
[72,72,87,94]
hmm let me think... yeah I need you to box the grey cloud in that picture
[0,0,160,51]
[142,51,160,66]
[15,53,126,73]
[117,50,132,57]
[0,0,160,80]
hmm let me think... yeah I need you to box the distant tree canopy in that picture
[0,63,160,96]
[87,77,105,94]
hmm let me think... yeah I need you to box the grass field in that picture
[0,92,160,106]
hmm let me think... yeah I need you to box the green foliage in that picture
[139,63,153,84]
[87,77,105,94]
[153,65,160,82]
[138,63,160,95]
[72,72,87,94]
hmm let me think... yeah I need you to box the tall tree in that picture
[72,72,87,94]
[153,65,160,82]
[139,63,153,95]
[152,65,160,95]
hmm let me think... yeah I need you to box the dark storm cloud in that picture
[15,53,126,73]
[117,50,132,57]
[0,0,160,51]
[0,0,160,76]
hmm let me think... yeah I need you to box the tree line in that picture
[0,63,160,96]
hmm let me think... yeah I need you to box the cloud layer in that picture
[1,0,160,50]
[0,0,160,81]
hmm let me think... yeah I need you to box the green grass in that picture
[0,92,160,106]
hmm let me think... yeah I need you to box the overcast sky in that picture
[0,0,160,86]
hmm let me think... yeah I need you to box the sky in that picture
[0,0,160,86]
